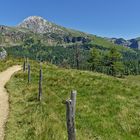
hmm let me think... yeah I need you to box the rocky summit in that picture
[18,16,65,34]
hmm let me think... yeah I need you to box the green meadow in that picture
[0,59,139,140]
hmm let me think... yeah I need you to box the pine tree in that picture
[105,47,124,76]
[88,47,101,71]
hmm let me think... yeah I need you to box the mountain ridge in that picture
[0,16,92,46]
[0,15,139,50]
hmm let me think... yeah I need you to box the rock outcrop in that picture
[0,48,7,60]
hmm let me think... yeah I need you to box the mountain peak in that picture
[18,16,64,34]
[21,16,48,23]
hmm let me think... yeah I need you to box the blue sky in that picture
[0,0,140,39]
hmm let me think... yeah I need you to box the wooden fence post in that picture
[26,57,28,71]
[28,64,31,84]
[71,90,77,119]
[66,90,77,140]
[23,60,26,72]
[38,67,42,101]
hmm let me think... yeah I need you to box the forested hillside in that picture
[6,36,140,77]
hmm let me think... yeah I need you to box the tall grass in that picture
[5,60,140,140]
[0,57,22,72]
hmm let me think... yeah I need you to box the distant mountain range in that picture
[0,16,140,50]
[106,37,140,49]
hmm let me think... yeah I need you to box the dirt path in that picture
[0,65,21,140]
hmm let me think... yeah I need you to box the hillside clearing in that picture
[3,60,140,140]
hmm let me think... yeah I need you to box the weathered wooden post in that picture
[65,90,77,140]
[38,65,42,101]
[70,90,77,119]
[28,64,31,84]
[26,57,28,71]
[23,57,28,72]
[23,60,26,72]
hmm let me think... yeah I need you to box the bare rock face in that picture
[18,16,65,35]
[0,48,7,60]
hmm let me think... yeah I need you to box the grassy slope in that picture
[0,57,22,72]
[4,60,140,140]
